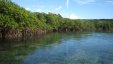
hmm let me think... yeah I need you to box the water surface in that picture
[0,32,113,64]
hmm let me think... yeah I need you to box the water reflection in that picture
[66,49,101,64]
[0,32,113,64]
[0,33,62,64]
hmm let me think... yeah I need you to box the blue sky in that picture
[12,0,113,19]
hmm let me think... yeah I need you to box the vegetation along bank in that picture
[0,0,113,39]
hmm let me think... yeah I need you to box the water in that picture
[0,32,113,64]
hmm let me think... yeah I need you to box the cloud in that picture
[69,14,79,19]
[66,0,69,8]
[30,9,42,12]
[25,8,30,10]
[74,0,95,5]
[55,6,62,11]
[35,9,42,12]
[105,0,113,4]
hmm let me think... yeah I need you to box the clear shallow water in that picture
[0,32,113,64]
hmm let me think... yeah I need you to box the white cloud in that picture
[69,14,79,19]
[31,9,42,12]
[36,9,42,12]
[25,8,30,10]
[66,0,69,8]
[55,6,62,11]
[105,0,113,4]
[74,0,95,5]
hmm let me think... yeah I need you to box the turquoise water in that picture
[0,32,113,64]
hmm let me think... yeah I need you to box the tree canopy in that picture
[0,0,113,39]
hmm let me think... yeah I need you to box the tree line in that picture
[0,0,113,39]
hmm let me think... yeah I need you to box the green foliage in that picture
[0,0,37,29]
[0,0,113,35]
[46,13,62,29]
[0,14,18,29]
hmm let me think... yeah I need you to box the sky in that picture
[12,0,113,19]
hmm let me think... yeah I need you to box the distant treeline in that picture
[0,0,113,39]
